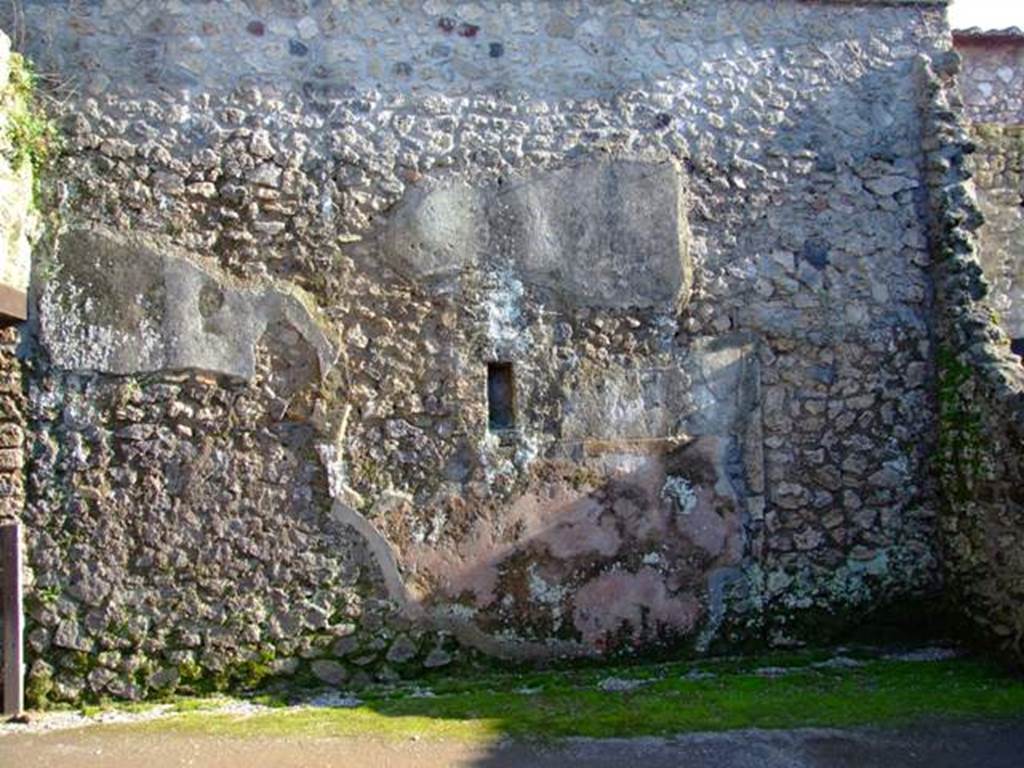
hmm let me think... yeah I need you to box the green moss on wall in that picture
[936,346,987,504]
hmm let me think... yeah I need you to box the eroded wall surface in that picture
[922,55,1024,668]
[955,36,1024,350]
[10,0,952,703]
[0,30,30,699]
[945,34,1024,666]
[968,124,1024,343]
[956,37,1024,124]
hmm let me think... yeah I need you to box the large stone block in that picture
[379,158,692,311]
[382,181,483,281]
[38,227,338,381]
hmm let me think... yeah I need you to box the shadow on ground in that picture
[1,716,1024,768]
[5,650,1024,768]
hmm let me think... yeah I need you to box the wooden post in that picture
[2,522,23,717]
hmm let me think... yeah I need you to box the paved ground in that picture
[2,718,1022,767]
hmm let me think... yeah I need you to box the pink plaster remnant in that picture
[394,473,633,607]
[511,487,622,560]
[676,485,729,558]
[572,566,702,647]
[373,436,744,651]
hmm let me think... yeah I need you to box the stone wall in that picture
[0,27,27,522]
[0,324,23,526]
[968,124,1024,346]
[922,53,1024,667]
[0,28,31,703]
[8,0,957,704]
[0,323,25,705]
[953,32,1024,351]
[945,35,1024,663]
[955,34,1024,124]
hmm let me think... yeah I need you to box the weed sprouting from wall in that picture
[2,50,60,202]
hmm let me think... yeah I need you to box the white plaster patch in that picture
[514,432,540,471]
[479,429,517,488]
[528,565,568,610]
[315,442,348,500]
[484,269,528,355]
[662,475,698,515]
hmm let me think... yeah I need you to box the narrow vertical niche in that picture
[487,362,515,432]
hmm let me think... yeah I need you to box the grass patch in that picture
[171,697,239,714]
[80,700,161,718]
[133,651,1024,742]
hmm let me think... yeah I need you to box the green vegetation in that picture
[129,651,1024,742]
[171,655,278,698]
[24,662,54,710]
[4,52,58,172]
[936,345,987,503]
[2,51,60,197]
[80,700,158,718]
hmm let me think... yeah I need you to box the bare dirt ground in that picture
[2,718,1023,768]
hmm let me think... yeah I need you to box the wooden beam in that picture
[2,522,23,717]
[0,286,26,323]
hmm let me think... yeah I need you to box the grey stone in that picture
[381,181,481,281]
[560,335,758,442]
[87,666,117,691]
[248,163,282,187]
[598,676,652,692]
[753,666,791,677]
[332,636,360,657]
[311,660,349,686]
[500,159,692,310]
[27,626,51,653]
[106,678,142,700]
[53,620,94,652]
[385,635,419,664]
[50,676,86,703]
[270,657,301,676]
[864,175,918,197]
[423,648,452,669]
[148,666,181,689]
[868,467,902,488]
